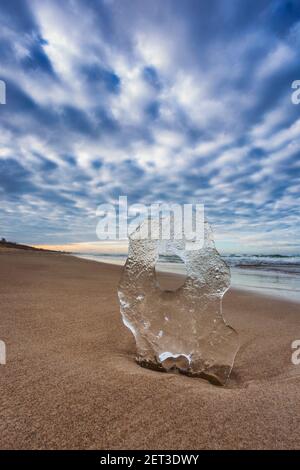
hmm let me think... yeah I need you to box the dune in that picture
[0,250,299,449]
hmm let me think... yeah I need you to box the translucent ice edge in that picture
[158,352,192,364]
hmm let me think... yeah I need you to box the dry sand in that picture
[0,249,300,449]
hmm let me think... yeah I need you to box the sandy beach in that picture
[0,248,300,450]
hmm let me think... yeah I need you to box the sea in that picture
[74,253,300,303]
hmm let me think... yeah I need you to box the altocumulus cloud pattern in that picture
[0,0,300,253]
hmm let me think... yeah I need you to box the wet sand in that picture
[0,249,300,449]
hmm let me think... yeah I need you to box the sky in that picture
[0,0,300,254]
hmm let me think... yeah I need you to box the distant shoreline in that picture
[0,240,70,254]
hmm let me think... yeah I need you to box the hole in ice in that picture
[154,254,187,292]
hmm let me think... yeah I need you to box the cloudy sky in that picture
[0,0,300,253]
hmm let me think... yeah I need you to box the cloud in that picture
[0,0,299,252]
